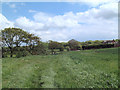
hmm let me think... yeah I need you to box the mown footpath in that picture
[2,48,118,88]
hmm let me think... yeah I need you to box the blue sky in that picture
[2,2,90,21]
[0,1,118,42]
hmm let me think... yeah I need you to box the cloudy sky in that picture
[0,0,118,42]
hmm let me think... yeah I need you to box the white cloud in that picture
[76,2,118,21]
[67,0,119,7]
[83,0,118,7]
[33,12,52,23]
[1,1,118,42]
[0,13,14,30]
[14,2,118,41]
[15,17,44,32]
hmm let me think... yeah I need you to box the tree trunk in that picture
[51,49,54,55]
[10,48,13,57]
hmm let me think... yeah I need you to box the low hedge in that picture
[82,44,114,50]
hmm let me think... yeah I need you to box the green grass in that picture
[2,47,118,88]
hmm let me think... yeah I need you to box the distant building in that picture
[102,40,119,47]
[103,40,116,44]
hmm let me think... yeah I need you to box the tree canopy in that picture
[2,28,46,58]
[68,39,80,50]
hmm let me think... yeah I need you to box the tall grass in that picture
[2,48,118,88]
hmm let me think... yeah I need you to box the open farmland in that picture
[2,47,118,88]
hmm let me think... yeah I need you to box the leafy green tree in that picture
[48,41,64,54]
[66,46,70,51]
[2,28,28,57]
[68,39,79,50]
[48,41,58,54]
[93,40,102,45]
[32,41,47,55]
[26,34,41,54]
[2,28,45,58]
[85,40,93,45]
[58,43,64,51]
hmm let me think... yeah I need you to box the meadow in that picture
[2,47,118,88]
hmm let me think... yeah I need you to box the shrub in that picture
[66,46,70,51]
[59,46,64,51]
[82,44,114,50]
[2,47,9,58]
[16,50,31,58]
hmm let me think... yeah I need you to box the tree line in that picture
[2,28,46,58]
[1,28,120,58]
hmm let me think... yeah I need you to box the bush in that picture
[66,46,70,51]
[2,47,9,58]
[2,52,8,58]
[59,46,64,51]
[16,50,31,58]
[16,51,23,58]
[14,47,31,58]
[22,50,31,57]
[82,44,114,50]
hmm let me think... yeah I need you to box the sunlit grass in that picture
[2,47,118,88]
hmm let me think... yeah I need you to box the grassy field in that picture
[2,47,118,88]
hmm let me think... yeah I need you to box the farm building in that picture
[102,40,120,47]
[102,40,117,44]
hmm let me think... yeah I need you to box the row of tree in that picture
[2,28,46,58]
[1,28,120,58]
[82,44,114,50]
